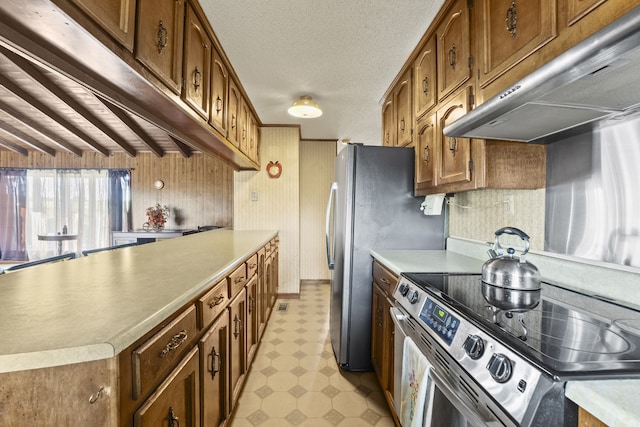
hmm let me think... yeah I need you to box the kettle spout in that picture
[487,248,498,259]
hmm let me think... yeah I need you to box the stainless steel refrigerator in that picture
[325,144,445,371]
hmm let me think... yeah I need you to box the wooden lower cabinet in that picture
[229,288,247,409]
[134,346,200,427]
[578,407,608,427]
[371,260,399,422]
[199,311,229,427]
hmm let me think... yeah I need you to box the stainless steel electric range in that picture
[391,272,640,427]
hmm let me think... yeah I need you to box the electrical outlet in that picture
[504,195,514,215]
[251,192,258,201]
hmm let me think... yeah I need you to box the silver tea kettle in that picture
[482,227,541,290]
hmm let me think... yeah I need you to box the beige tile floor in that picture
[228,283,396,427]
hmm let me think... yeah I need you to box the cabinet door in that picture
[414,35,437,119]
[238,100,250,154]
[135,0,185,94]
[381,96,394,146]
[70,0,136,50]
[371,284,386,387]
[478,0,557,90]
[227,79,241,147]
[249,113,260,163]
[394,70,413,147]
[246,275,259,366]
[183,3,212,119]
[567,0,607,26]
[210,47,228,136]
[200,312,229,427]
[228,288,246,410]
[437,0,471,101]
[415,112,438,193]
[257,249,266,337]
[134,346,200,427]
[262,251,272,323]
[437,88,472,186]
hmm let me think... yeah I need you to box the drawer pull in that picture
[249,263,257,268]
[168,406,180,427]
[208,294,225,308]
[249,295,254,313]
[160,330,188,358]
[88,386,105,404]
[233,314,242,339]
[208,345,221,379]
[234,276,245,284]
[380,277,390,285]
[157,20,168,54]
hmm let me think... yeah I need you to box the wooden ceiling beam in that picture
[1,47,137,157]
[0,73,110,156]
[0,135,29,156]
[0,99,83,156]
[96,96,165,158]
[0,124,56,156]
[168,135,193,158]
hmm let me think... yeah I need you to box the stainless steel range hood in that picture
[444,6,640,144]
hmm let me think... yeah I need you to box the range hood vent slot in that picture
[444,6,640,144]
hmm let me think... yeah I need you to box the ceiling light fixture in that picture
[288,96,322,118]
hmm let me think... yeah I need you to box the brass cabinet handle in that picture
[168,407,180,427]
[424,145,431,164]
[208,345,221,379]
[249,262,257,269]
[400,117,406,132]
[506,1,518,38]
[88,386,105,404]
[449,137,458,156]
[422,76,429,96]
[380,277,390,285]
[234,276,245,284]
[157,20,168,54]
[248,295,254,313]
[193,66,201,91]
[215,96,223,113]
[233,314,241,338]
[448,44,457,70]
[208,294,225,308]
[159,330,188,358]
[231,115,236,129]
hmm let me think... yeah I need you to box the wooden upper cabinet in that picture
[477,0,557,90]
[135,0,185,94]
[436,0,472,101]
[238,100,250,154]
[70,0,136,51]
[414,35,438,119]
[395,70,413,147]
[210,47,229,136]
[249,113,260,163]
[566,0,608,26]
[437,87,472,186]
[415,112,438,193]
[183,3,212,119]
[227,79,241,147]
[381,95,394,146]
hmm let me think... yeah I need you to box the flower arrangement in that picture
[145,204,169,231]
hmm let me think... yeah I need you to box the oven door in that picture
[391,306,506,427]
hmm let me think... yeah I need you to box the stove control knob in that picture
[406,289,420,304]
[487,353,512,383]
[398,283,410,296]
[463,335,485,360]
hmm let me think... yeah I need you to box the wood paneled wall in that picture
[0,151,234,230]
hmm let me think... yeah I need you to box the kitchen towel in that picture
[399,336,435,427]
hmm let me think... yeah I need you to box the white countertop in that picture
[372,242,640,427]
[0,229,276,373]
[369,249,484,275]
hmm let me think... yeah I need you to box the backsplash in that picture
[448,188,546,251]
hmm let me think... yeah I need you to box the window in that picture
[0,169,130,261]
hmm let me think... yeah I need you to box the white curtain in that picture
[25,170,111,260]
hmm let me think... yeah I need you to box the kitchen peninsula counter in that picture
[0,229,277,374]
[370,249,484,275]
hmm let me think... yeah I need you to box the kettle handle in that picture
[493,227,530,259]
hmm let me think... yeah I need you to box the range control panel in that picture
[419,297,460,345]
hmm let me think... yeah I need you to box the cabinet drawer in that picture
[132,305,197,399]
[228,263,247,299]
[246,254,258,279]
[197,279,229,329]
[373,261,398,296]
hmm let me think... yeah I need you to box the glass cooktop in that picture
[403,273,640,379]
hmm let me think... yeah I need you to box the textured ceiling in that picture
[200,0,445,144]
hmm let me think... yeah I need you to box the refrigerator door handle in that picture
[326,182,337,270]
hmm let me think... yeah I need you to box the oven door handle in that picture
[390,306,408,333]
[429,368,499,427]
